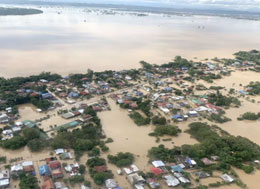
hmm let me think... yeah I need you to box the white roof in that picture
[117,169,122,175]
[195,106,209,112]
[123,168,133,175]
[22,161,33,167]
[178,163,185,169]
[134,184,144,189]
[55,148,65,155]
[0,179,9,187]
[105,179,117,188]
[131,165,139,172]
[11,164,23,172]
[159,107,170,113]
[12,127,22,132]
[188,111,198,114]
[15,122,23,126]
[191,160,197,165]
[221,174,234,183]
[0,170,9,180]
[179,177,190,184]
[165,175,180,187]
[152,160,165,168]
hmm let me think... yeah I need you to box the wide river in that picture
[1,5,260,77]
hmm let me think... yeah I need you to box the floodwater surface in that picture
[0,5,260,77]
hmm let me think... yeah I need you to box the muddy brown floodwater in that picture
[1,6,260,77]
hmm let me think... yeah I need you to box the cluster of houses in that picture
[0,120,37,141]
[0,107,18,124]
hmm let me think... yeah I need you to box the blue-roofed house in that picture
[42,93,53,99]
[164,87,173,92]
[39,164,51,176]
[172,165,183,173]
[172,114,183,120]
[68,92,80,98]
[239,90,248,95]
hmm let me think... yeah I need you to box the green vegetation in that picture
[0,72,61,110]
[149,145,181,163]
[149,122,260,173]
[129,112,150,126]
[86,157,114,185]
[0,156,6,164]
[152,116,167,125]
[208,92,241,107]
[247,82,260,95]
[0,136,26,150]
[161,56,193,69]
[201,73,222,83]
[19,174,40,189]
[207,113,231,124]
[238,112,260,121]
[150,125,181,137]
[234,50,260,62]
[108,152,134,167]
[184,122,260,171]
[68,175,85,185]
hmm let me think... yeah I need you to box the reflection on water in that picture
[0,6,260,77]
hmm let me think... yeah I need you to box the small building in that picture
[171,165,183,173]
[105,179,118,189]
[152,160,165,168]
[146,178,160,189]
[151,168,163,176]
[221,174,234,183]
[127,173,145,185]
[42,178,55,189]
[164,175,180,187]
[39,165,51,176]
[51,168,64,179]
[48,161,61,170]
[22,120,37,128]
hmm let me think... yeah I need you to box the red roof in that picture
[48,161,61,170]
[151,167,163,176]
[93,165,107,173]
[23,165,35,173]
[42,179,55,189]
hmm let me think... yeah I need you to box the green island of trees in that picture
[149,122,260,174]
[129,112,150,126]
[108,152,134,167]
[238,112,260,121]
[149,125,181,137]
[0,7,43,16]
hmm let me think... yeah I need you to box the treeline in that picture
[149,122,260,173]
[0,7,43,16]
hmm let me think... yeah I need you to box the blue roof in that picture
[172,165,183,173]
[172,114,182,119]
[165,87,172,91]
[39,164,50,176]
[186,158,192,165]
[240,90,248,95]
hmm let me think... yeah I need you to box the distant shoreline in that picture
[0,7,43,16]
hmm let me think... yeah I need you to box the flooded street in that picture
[0,6,260,77]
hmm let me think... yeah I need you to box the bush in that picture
[150,125,181,137]
[152,116,167,125]
[108,152,134,167]
[69,175,85,185]
[129,112,150,126]
[238,112,259,121]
